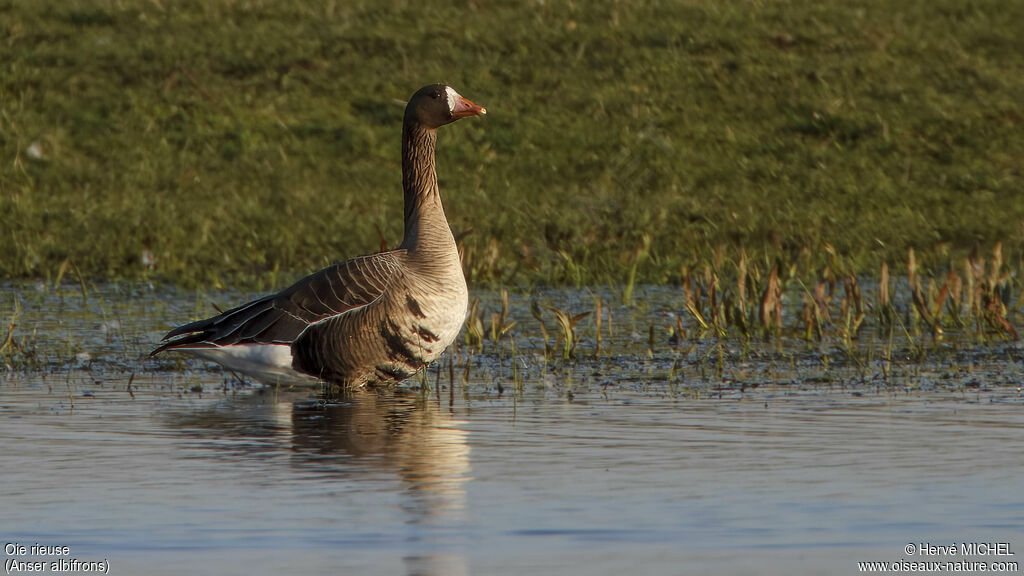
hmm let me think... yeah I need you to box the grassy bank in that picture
[1,0,1022,290]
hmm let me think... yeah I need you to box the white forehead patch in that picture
[445,86,459,112]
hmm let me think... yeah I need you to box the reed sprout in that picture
[464,298,484,350]
[489,288,517,345]
[543,305,590,360]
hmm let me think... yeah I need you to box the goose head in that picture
[405,84,486,129]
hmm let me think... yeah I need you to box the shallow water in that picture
[2,283,1023,575]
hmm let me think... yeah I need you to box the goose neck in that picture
[401,122,449,252]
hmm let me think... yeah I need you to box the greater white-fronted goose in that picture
[152,84,486,386]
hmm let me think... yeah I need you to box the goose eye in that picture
[431,91,440,99]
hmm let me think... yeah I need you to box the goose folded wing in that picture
[154,252,402,351]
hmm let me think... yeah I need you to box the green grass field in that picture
[1,0,1022,290]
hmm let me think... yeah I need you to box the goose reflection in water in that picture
[290,388,472,521]
[167,386,471,576]
[175,387,470,515]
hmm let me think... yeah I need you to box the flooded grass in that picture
[2,273,1021,400]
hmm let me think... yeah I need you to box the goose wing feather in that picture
[152,251,404,354]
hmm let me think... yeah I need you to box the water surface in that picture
[2,283,1022,575]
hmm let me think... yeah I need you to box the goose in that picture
[151,84,486,386]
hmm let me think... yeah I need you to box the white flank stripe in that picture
[185,344,319,385]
